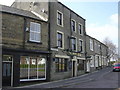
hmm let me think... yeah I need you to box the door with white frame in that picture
[2,55,13,86]
[72,59,77,77]
[86,60,90,72]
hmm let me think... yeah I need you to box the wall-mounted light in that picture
[26,27,29,32]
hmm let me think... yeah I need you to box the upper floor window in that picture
[57,11,63,26]
[90,39,93,51]
[79,40,83,52]
[71,20,76,32]
[98,44,101,50]
[57,32,64,48]
[30,22,41,43]
[95,42,97,52]
[71,37,76,51]
[78,24,83,35]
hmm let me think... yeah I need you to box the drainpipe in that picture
[47,1,51,82]
[0,44,2,89]
[23,18,27,49]
[0,10,2,89]
[84,21,87,73]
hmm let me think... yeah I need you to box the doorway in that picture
[72,60,77,77]
[2,55,13,86]
[86,61,90,72]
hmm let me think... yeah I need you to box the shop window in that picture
[20,56,46,81]
[77,60,84,71]
[55,58,68,72]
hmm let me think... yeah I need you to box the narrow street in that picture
[12,67,119,89]
[63,68,119,88]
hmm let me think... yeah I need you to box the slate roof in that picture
[0,4,46,22]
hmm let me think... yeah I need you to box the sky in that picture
[0,0,118,47]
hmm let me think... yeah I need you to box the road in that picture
[13,67,119,89]
[63,67,119,88]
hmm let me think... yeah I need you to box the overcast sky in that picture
[0,0,118,47]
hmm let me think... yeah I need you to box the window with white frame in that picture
[95,55,99,67]
[78,24,83,35]
[95,42,97,52]
[71,37,76,51]
[57,32,64,48]
[90,39,93,51]
[90,55,94,67]
[57,11,63,26]
[98,44,101,52]
[30,22,41,43]
[79,40,83,52]
[71,20,76,32]
[20,56,46,81]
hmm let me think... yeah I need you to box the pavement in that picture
[3,66,118,89]
[16,67,113,88]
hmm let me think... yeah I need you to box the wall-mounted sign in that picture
[67,52,81,57]
[51,48,58,51]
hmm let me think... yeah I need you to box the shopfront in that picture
[2,48,49,87]
[2,55,13,86]
[20,56,46,81]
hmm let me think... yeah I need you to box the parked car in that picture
[113,63,120,72]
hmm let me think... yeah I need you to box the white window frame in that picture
[95,55,99,67]
[95,41,97,52]
[71,19,76,32]
[2,55,13,86]
[20,57,46,81]
[57,10,63,27]
[90,55,95,67]
[57,31,64,49]
[98,44,101,53]
[71,36,77,52]
[29,22,41,43]
[78,23,83,36]
[90,39,94,51]
[79,39,84,53]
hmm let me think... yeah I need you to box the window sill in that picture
[90,50,94,52]
[79,51,84,54]
[27,41,42,44]
[57,23,64,27]
[58,47,64,50]
[55,71,68,73]
[80,34,84,36]
[71,50,77,52]
[72,30,76,33]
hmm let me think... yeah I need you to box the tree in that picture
[103,37,118,63]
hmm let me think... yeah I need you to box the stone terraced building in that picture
[0,0,108,87]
